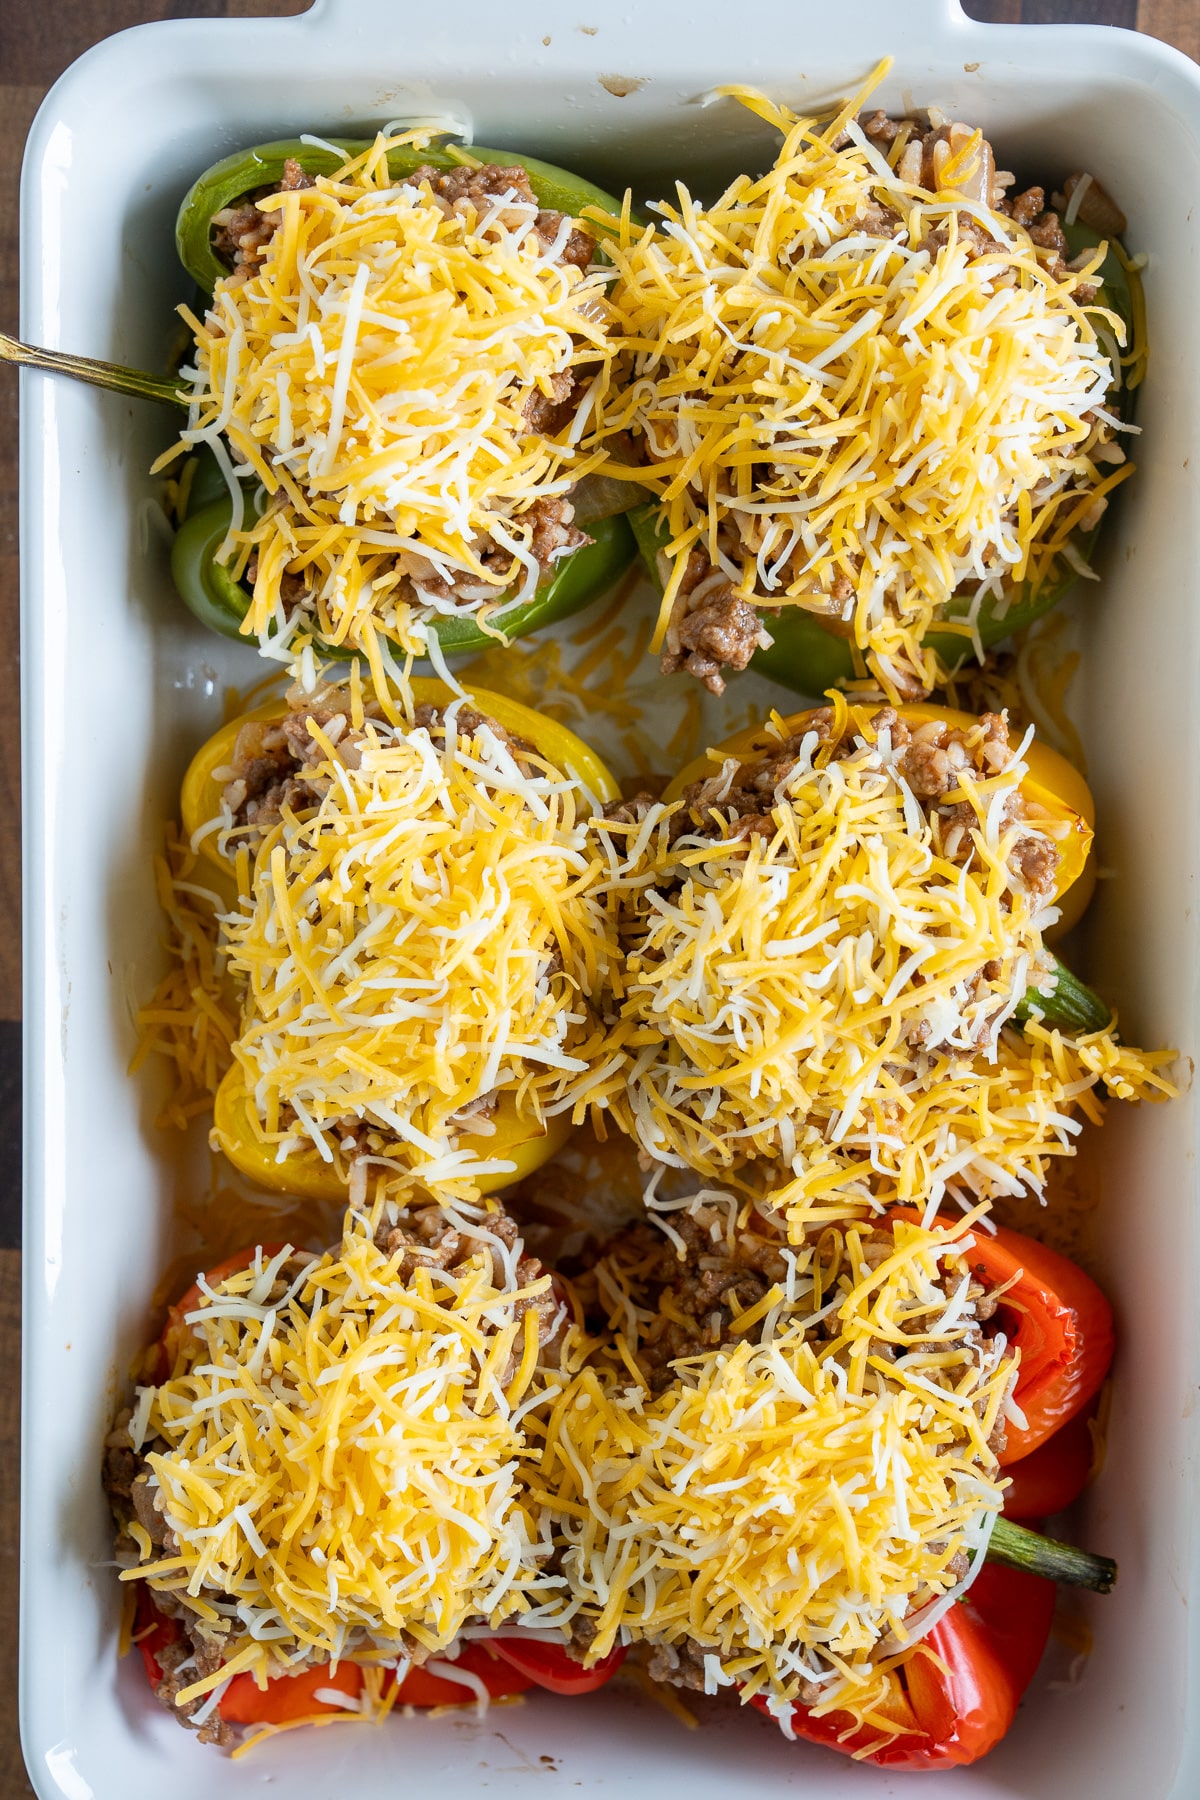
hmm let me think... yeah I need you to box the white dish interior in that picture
[19,1,1200,1794]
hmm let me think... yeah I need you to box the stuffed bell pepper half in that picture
[585,696,1172,1212]
[588,64,1141,700]
[530,1196,1116,1770]
[105,1203,624,1749]
[176,672,624,1204]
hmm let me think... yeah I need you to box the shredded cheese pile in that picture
[588,701,1173,1209]
[168,132,614,659]
[130,826,238,1126]
[220,699,621,1191]
[524,1211,1010,1730]
[120,1226,560,1700]
[589,69,1134,696]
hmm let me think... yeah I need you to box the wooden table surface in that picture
[1,0,1196,1788]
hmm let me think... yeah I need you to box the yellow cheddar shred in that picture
[129,826,238,1125]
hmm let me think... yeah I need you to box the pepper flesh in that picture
[133,1590,534,1727]
[176,138,624,296]
[1002,1404,1097,1519]
[665,699,1096,934]
[887,1207,1115,1468]
[170,495,636,660]
[749,1563,1056,1769]
[489,1637,627,1696]
[212,1059,571,1201]
[963,1223,1115,1466]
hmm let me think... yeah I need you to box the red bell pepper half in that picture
[132,1247,625,1728]
[960,1223,1113,1466]
[745,1212,1111,1767]
[750,1563,1056,1770]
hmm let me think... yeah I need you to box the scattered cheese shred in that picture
[121,1225,560,1680]
[525,1210,1011,1736]
[581,702,1173,1210]
[220,702,621,1193]
[129,826,238,1125]
[588,65,1134,697]
[165,132,615,659]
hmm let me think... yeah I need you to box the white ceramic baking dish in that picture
[18,0,1200,1793]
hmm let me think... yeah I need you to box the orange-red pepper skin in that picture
[1002,1405,1097,1519]
[962,1225,1114,1467]
[384,1644,534,1709]
[218,1658,366,1724]
[750,1564,1056,1769]
[137,1584,368,1724]
[489,1637,626,1696]
[135,1592,534,1724]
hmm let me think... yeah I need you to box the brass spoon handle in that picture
[0,331,189,411]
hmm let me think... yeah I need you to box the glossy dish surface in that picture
[18,1,1200,1795]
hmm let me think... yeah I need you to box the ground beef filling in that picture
[659,547,771,697]
[656,113,1123,697]
[372,1203,567,1372]
[209,159,593,619]
[217,694,539,834]
[209,158,315,270]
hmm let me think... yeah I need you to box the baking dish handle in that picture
[300,0,973,37]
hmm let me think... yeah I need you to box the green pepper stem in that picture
[1014,954,1113,1034]
[0,331,188,410]
[987,1515,1116,1594]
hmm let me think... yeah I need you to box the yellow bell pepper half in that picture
[665,700,1095,935]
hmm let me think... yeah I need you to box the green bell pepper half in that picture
[629,223,1136,697]
[171,137,635,656]
[171,494,635,657]
[177,137,620,294]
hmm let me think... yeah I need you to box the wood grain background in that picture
[1,0,1195,1789]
